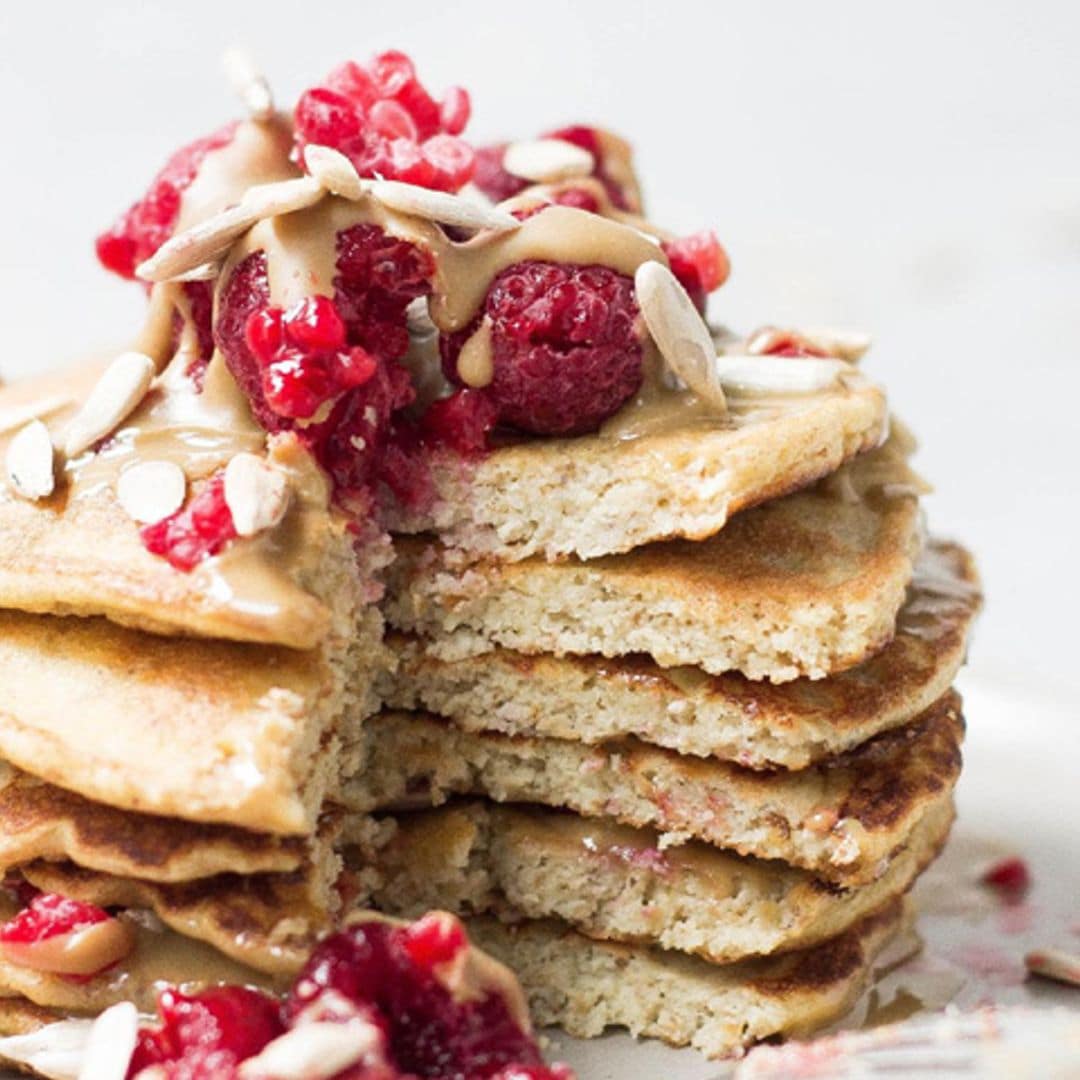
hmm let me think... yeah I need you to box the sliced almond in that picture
[5,420,56,500]
[0,1017,95,1079]
[222,47,274,120]
[173,260,221,283]
[1026,948,1080,988]
[634,261,728,414]
[224,452,291,537]
[78,1002,139,1080]
[366,179,520,234]
[237,1020,381,1079]
[116,460,187,524]
[711,354,847,395]
[799,326,872,362]
[304,144,367,201]
[63,351,156,458]
[137,176,324,282]
[503,138,595,183]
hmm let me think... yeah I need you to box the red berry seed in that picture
[982,856,1032,895]
[294,51,474,192]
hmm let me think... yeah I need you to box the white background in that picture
[0,1,1077,699]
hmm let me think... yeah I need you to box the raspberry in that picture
[661,230,730,311]
[294,52,474,192]
[215,225,436,510]
[440,262,643,436]
[0,893,109,945]
[128,986,283,1079]
[421,388,498,455]
[95,123,238,281]
[140,473,237,572]
[473,126,632,210]
[982,856,1031,895]
[284,917,561,1078]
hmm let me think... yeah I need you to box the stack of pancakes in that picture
[0,346,979,1065]
[349,407,982,1057]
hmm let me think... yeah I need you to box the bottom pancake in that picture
[351,796,952,964]
[467,899,910,1059]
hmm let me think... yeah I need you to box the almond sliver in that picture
[502,138,595,183]
[117,460,187,524]
[304,144,367,201]
[5,419,56,501]
[78,1002,139,1080]
[63,351,156,458]
[137,176,323,282]
[222,47,274,120]
[366,180,520,234]
[712,354,847,395]
[224,452,291,537]
[634,261,728,414]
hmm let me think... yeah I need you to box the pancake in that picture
[354,795,952,963]
[384,436,924,683]
[343,693,963,886]
[0,606,384,834]
[386,376,887,561]
[0,765,311,882]
[385,541,979,767]
[467,899,910,1059]
[0,363,380,650]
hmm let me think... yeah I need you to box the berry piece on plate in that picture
[439,261,643,438]
[293,51,475,192]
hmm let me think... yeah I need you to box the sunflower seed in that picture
[366,180,520,234]
[224,452,291,537]
[304,144,367,200]
[712,354,847,395]
[116,460,186,524]
[222,47,274,120]
[137,176,324,282]
[634,261,728,413]
[0,1016,96,1079]
[237,1020,381,1079]
[78,1001,139,1080]
[503,138,595,183]
[173,261,221,282]
[63,351,156,457]
[5,420,55,500]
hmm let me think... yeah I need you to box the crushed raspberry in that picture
[294,52,474,192]
[421,388,498,455]
[245,295,378,420]
[285,916,567,1078]
[128,986,284,1079]
[140,472,237,572]
[178,280,216,381]
[0,893,110,945]
[440,261,642,436]
[982,856,1031,895]
[661,230,730,311]
[95,123,238,281]
[473,144,530,203]
[215,226,435,511]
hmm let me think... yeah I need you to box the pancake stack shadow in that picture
[354,431,982,1057]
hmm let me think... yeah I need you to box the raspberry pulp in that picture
[140,473,238,572]
[982,856,1031,895]
[420,388,498,455]
[215,225,435,511]
[294,52,474,192]
[661,230,730,311]
[285,915,568,1078]
[95,123,238,281]
[440,261,642,437]
[128,986,284,1079]
[0,893,110,945]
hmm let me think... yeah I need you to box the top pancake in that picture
[387,376,887,561]
[385,435,924,682]
[0,364,372,649]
